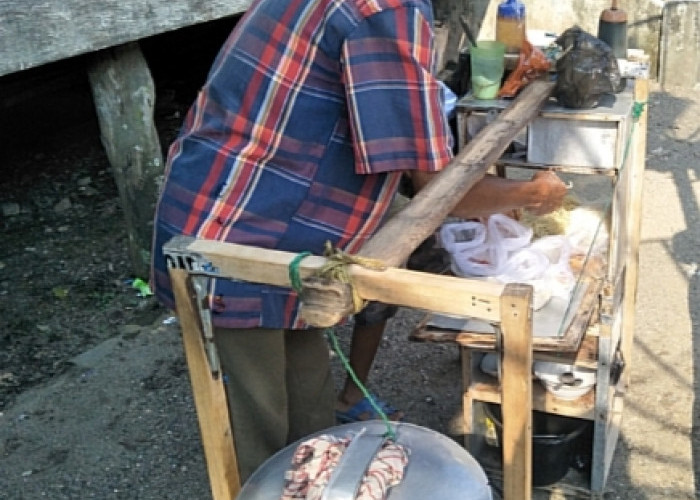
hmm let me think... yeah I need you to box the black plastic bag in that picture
[553,26,623,109]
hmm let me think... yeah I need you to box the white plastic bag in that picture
[530,235,576,300]
[442,216,578,309]
[443,215,534,278]
[440,221,504,277]
[565,207,608,257]
[496,247,550,282]
[439,221,486,254]
[487,214,533,252]
[451,243,507,277]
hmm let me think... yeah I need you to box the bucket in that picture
[483,403,589,486]
[470,41,506,99]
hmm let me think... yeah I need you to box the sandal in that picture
[335,394,404,424]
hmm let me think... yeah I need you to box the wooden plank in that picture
[469,377,596,421]
[500,283,533,500]
[163,236,506,323]
[87,43,163,278]
[620,78,648,390]
[300,80,556,327]
[169,268,240,500]
[410,268,604,353]
[414,320,600,369]
[0,0,252,77]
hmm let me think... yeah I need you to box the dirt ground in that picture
[1,31,698,500]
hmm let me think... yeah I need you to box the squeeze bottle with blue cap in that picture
[496,0,527,54]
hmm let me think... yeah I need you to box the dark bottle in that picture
[598,0,628,59]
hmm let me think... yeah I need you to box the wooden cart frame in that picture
[162,78,647,500]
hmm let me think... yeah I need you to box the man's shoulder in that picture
[352,0,433,18]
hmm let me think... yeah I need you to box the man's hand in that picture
[525,171,568,216]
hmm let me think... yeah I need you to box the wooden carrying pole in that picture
[300,79,555,327]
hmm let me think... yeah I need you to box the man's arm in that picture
[409,169,568,218]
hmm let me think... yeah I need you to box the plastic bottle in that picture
[597,0,628,59]
[496,0,527,54]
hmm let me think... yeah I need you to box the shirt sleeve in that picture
[342,5,454,175]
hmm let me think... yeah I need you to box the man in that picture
[151,0,566,482]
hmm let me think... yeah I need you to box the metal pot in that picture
[237,420,493,499]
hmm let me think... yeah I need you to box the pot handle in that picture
[320,428,386,500]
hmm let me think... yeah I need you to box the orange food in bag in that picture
[498,40,551,98]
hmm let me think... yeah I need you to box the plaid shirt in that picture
[151,0,453,329]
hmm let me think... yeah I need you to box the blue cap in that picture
[498,0,526,20]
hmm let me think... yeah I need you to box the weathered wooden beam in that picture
[500,283,534,500]
[87,42,163,278]
[302,80,556,327]
[170,268,241,500]
[163,236,506,323]
[0,0,252,77]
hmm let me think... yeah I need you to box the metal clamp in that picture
[163,236,221,377]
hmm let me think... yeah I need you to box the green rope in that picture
[619,100,647,176]
[288,251,312,294]
[288,248,397,441]
[325,328,397,441]
[632,100,646,121]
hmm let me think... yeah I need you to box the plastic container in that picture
[470,41,506,100]
[598,0,628,59]
[483,403,589,486]
[496,0,527,54]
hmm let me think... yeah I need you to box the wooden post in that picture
[169,268,241,500]
[87,42,163,278]
[620,78,648,390]
[500,283,533,500]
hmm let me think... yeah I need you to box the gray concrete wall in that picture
[659,1,700,89]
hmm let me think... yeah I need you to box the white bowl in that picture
[533,361,596,400]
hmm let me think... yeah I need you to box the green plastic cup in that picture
[470,41,506,99]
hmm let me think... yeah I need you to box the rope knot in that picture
[288,241,387,314]
[318,241,386,313]
[632,101,647,122]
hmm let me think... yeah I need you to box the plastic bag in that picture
[530,236,576,300]
[487,214,533,252]
[496,247,550,282]
[439,221,486,254]
[498,40,552,98]
[441,220,506,277]
[565,206,609,257]
[450,244,508,277]
[553,26,623,109]
[443,215,533,277]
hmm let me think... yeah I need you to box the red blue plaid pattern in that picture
[151,0,453,328]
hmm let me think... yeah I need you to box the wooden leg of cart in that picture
[620,77,649,390]
[170,268,241,500]
[500,284,533,500]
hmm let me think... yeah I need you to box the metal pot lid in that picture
[238,421,493,500]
